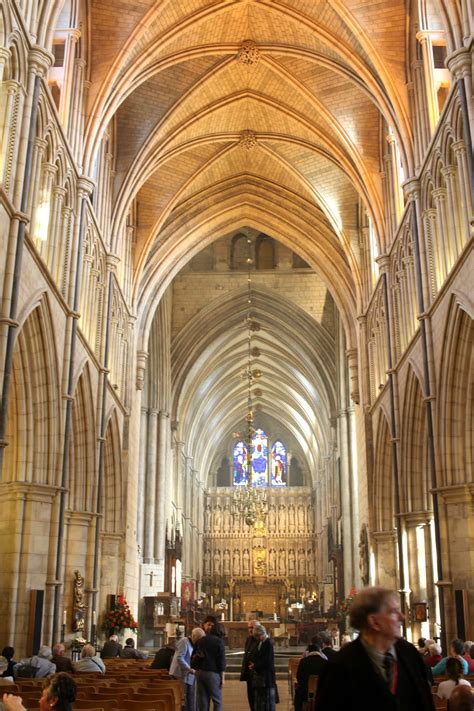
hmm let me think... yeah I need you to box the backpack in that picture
[16,660,38,678]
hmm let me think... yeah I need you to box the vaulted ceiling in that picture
[83,0,411,480]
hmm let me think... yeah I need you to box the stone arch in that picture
[400,367,430,513]
[3,295,60,485]
[103,410,123,535]
[68,364,97,513]
[373,410,394,531]
[438,294,474,486]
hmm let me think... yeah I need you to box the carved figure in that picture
[232,548,241,575]
[359,524,369,586]
[288,504,295,532]
[268,504,276,532]
[308,549,315,577]
[307,504,314,532]
[278,505,287,533]
[243,549,251,576]
[213,549,221,576]
[288,548,296,575]
[223,548,230,576]
[204,504,211,531]
[297,504,305,532]
[298,548,306,576]
[204,548,211,575]
[269,548,276,575]
[253,546,266,576]
[223,505,231,533]
[213,505,222,531]
[278,548,286,576]
[73,570,86,632]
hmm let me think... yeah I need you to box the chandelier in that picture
[232,236,267,528]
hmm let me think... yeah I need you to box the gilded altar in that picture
[202,487,317,616]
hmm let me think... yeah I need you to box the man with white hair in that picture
[74,644,105,673]
[315,587,435,711]
[13,646,56,678]
[170,627,205,710]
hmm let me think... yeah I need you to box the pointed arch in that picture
[400,367,430,513]
[103,410,123,535]
[68,364,97,512]
[373,410,394,531]
[438,294,474,486]
[3,295,60,485]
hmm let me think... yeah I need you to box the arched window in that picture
[233,440,248,485]
[271,440,287,487]
[233,430,287,487]
[251,428,268,487]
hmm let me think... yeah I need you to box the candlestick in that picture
[63,609,67,626]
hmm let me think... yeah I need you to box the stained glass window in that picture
[233,430,287,487]
[232,440,248,486]
[271,440,287,487]
[251,428,268,487]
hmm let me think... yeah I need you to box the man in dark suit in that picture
[315,587,435,711]
[100,634,122,659]
[240,618,259,710]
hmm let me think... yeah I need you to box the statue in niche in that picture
[253,546,266,576]
[242,549,251,576]
[297,504,305,532]
[204,504,211,532]
[288,548,296,575]
[204,548,211,575]
[297,548,306,576]
[359,524,369,586]
[268,548,276,575]
[223,548,231,575]
[213,549,221,576]
[72,570,86,632]
[233,512,241,533]
[213,505,222,531]
[308,549,315,577]
[268,504,276,532]
[223,505,231,533]
[232,548,241,575]
[278,505,287,533]
[278,548,286,576]
[288,504,295,532]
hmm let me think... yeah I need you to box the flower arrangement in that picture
[104,594,138,633]
[337,586,357,619]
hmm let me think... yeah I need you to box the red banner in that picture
[181,581,194,603]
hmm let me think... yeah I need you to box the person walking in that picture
[248,624,277,711]
[192,622,226,711]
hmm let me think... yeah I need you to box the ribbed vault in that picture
[79,0,419,346]
[171,284,337,484]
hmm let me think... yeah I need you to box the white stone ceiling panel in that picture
[175,143,317,207]
[341,0,407,83]
[266,140,359,230]
[114,56,222,188]
[151,57,343,152]
[273,56,380,167]
[134,143,232,263]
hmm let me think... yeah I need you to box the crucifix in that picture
[148,571,155,587]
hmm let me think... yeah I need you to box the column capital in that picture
[446,46,472,79]
[29,46,54,75]
[402,177,421,199]
[77,176,96,197]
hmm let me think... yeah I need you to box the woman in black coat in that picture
[248,624,277,711]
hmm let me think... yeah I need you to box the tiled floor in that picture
[223,679,292,709]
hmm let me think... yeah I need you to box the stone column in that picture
[155,410,169,563]
[143,409,158,562]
